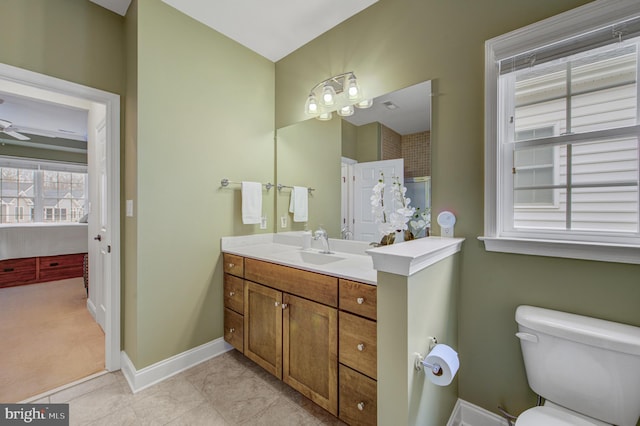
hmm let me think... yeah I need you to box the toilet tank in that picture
[515,305,640,426]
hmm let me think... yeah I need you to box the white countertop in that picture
[221,233,378,284]
[221,232,466,285]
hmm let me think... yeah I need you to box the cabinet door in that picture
[244,281,282,379]
[283,293,338,416]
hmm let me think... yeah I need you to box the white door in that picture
[88,118,109,331]
[352,159,404,242]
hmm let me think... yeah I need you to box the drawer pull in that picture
[229,291,235,297]
[357,343,365,352]
[49,262,59,267]
[357,402,365,411]
[228,328,235,333]
[3,268,14,272]
[356,297,365,304]
[281,303,288,310]
[227,263,235,268]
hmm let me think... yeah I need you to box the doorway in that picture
[0,63,121,376]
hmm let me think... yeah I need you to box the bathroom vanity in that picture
[221,232,465,426]
[222,234,378,424]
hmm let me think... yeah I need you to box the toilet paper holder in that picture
[414,336,443,375]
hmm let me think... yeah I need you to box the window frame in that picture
[482,0,640,264]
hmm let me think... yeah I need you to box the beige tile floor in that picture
[29,350,347,425]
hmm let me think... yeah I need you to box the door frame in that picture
[0,62,121,371]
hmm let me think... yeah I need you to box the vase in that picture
[380,232,395,245]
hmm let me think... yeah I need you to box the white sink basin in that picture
[274,250,346,265]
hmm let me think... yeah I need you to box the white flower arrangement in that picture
[370,172,415,239]
[409,207,431,238]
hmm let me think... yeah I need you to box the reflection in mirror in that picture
[276,81,431,242]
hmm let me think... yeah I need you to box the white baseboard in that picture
[447,399,510,426]
[86,298,97,321]
[120,338,233,393]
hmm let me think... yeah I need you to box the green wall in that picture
[0,0,124,96]
[276,117,341,235]
[275,0,640,418]
[132,0,275,368]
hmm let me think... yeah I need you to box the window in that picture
[0,157,87,224]
[483,1,640,264]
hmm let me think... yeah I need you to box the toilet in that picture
[515,305,640,426]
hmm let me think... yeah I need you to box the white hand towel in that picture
[289,186,308,222]
[242,181,262,224]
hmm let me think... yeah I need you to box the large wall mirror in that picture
[276,80,432,242]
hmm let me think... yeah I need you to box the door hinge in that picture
[512,167,516,174]
[107,245,111,253]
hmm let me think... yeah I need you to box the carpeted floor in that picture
[0,278,105,402]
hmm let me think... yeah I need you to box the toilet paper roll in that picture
[424,344,459,386]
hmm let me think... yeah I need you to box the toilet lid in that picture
[516,406,610,426]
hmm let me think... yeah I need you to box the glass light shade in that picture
[347,75,360,100]
[355,98,373,109]
[337,105,354,116]
[305,94,318,115]
[317,112,333,121]
[321,84,336,106]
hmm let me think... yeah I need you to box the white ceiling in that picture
[91,0,379,62]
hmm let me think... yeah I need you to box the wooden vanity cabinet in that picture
[222,254,377,424]
[244,258,339,416]
[244,280,282,378]
[338,278,378,426]
[223,254,245,352]
[283,293,338,415]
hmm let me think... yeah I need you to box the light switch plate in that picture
[260,216,267,229]
[280,216,288,228]
[126,200,134,217]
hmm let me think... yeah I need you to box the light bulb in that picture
[321,84,336,106]
[337,105,354,116]
[355,98,373,109]
[305,94,318,115]
[347,75,360,100]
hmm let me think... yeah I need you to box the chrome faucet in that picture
[314,226,332,254]
[341,226,353,240]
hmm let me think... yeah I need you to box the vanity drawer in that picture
[0,257,37,287]
[224,274,244,314]
[223,253,244,277]
[339,279,377,320]
[245,258,338,307]
[339,311,377,379]
[224,308,244,352]
[339,364,377,426]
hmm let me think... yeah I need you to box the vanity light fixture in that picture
[304,72,372,120]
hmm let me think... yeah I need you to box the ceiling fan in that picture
[0,118,30,140]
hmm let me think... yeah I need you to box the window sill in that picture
[478,236,640,265]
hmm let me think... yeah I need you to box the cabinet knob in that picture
[229,291,235,297]
[275,301,280,307]
[356,297,365,305]
[357,402,365,411]
[227,263,234,268]
[228,328,235,333]
[357,343,365,352]
[281,303,288,310]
